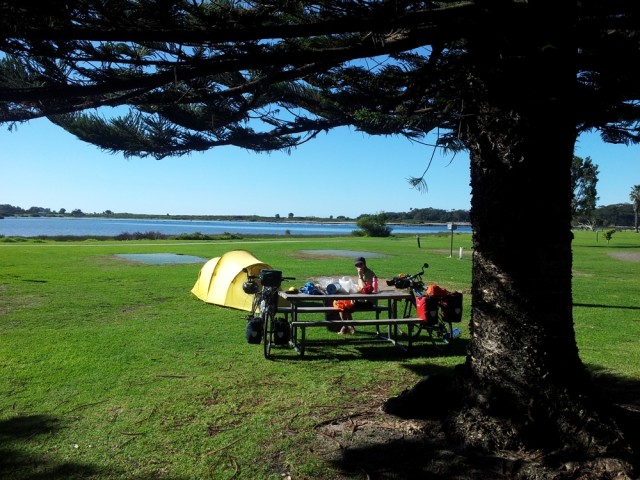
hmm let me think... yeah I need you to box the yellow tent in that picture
[191,250,271,311]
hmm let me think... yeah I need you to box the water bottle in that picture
[326,282,340,294]
[372,276,379,293]
[444,328,461,343]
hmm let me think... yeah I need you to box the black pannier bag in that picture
[439,292,463,323]
[273,318,290,345]
[245,316,263,344]
[259,269,283,287]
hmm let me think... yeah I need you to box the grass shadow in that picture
[574,302,640,310]
[582,244,640,249]
[0,414,188,480]
[269,337,469,362]
[0,414,104,479]
[325,369,640,479]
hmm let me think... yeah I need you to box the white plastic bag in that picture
[319,277,336,288]
[339,276,357,294]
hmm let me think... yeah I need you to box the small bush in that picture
[356,213,392,237]
[115,231,167,240]
[602,229,616,244]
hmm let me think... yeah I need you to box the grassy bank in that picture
[0,231,638,479]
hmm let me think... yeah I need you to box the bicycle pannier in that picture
[439,292,463,323]
[273,318,290,345]
[259,269,283,287]
[416,296,439,325]
[245,317,263,344]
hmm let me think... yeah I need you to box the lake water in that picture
[0,216,471,237]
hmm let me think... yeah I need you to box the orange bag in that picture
[426,283,448,298]
[333,300,355,311]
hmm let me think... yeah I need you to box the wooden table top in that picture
[279,289,412,302]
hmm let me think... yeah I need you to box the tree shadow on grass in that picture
[320,367,640,480]
[270,331,469,362]
[0,415,188,480]
[589,366,640,446]
[574,302,640,311]
[0,414,104,480]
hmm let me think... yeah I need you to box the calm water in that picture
[0,216,471,237]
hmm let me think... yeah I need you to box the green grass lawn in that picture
[0,231,638,479]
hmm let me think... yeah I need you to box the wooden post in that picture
[447,223,457,257]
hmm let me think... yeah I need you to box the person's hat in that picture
[354,257,366,266]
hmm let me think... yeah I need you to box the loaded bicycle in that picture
[242,269,295,359]
[387,263,463,350]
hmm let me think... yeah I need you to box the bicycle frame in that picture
[243,269,295,359]
[396,263,461,350]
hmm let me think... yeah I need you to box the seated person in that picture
[336,257,376,335]
[355,256,376,292]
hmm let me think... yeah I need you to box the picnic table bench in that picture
[277,303,389,318]
[278,290,417,356]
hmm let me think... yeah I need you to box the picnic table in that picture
[278,289,424,356]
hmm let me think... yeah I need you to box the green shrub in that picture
[602,228,616,244]
[356,213,392,237]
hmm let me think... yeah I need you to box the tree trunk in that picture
[385,2,632,466]
[457,106,614,450]
[452,1,628,457]
[457,1,632,451]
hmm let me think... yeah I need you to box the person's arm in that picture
[359,268,375,288]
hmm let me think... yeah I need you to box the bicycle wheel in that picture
[402,298,424,339]
[403,296,445,344]
[426,320,458,352]
[424,324,447,351]
[263,310,275,359]
[442,321,462,345]
[250,292,261,317]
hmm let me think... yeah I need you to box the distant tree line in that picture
[0,205,82,217]
[380,208,471,224]
[0,203,636,228]
[595,203,637,228]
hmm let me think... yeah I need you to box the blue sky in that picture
[1,118,639,218]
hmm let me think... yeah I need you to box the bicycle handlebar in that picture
[242,269,295,284]
[386,262,429,289]
[406,263,429,280]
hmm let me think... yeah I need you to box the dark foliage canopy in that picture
[2,1,640,161]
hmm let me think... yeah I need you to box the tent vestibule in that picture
[191,249,280,311]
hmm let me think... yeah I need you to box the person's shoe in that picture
[338,326,347,335]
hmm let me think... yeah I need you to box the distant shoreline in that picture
[0,216,473,239]
[2,214,471,228]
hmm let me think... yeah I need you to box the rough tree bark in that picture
[384,3,635,475]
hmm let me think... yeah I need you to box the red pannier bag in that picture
[416,295,439,325]
[439,292,463,323]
